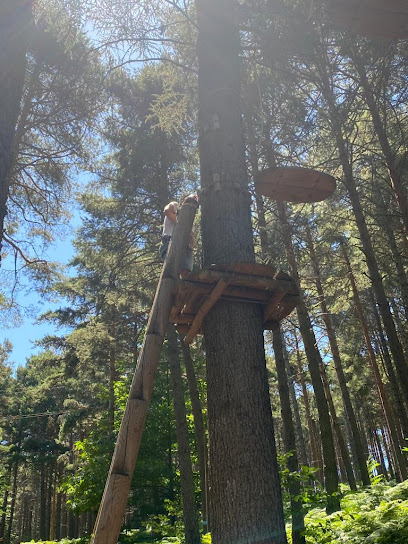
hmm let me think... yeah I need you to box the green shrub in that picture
[305,480,408,544]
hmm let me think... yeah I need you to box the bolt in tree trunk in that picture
[180,339,210,531]
[167,324,201,544]
[196,1,287,542]
[273,326,306,544]
[277,202,340,513]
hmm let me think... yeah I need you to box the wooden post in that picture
[91,202,197,544]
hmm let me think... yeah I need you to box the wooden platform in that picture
[170,263,299,344]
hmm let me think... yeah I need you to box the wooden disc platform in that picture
[255,167,336,204]
[170,263,299,344]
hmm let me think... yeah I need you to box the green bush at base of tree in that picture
[305,480,408,544]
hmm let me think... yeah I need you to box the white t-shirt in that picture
[162,201,178,236]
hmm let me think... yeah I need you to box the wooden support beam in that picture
[91,202,198,544]
[184,279,229,344]
[263,289,287,323]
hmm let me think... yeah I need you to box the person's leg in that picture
[159,237,170,261]
[180,249,193,278]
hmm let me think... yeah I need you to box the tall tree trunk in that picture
[373,186,408,319]
[180,339,210,531]
[318,362,357,490]
[350,48,408,242]
[372,428,388,478]
[282,338,309,467]
[277,202,340,513]
[5,459,19,544]
[370,290,408,439]
[167,324,201,544]
[273,326,306,544]
[0,0,32,261]
[40,462,47,540]
[295,334,323,480]
[341,242,407,480]
[196,1,287,542]
[0,465,12,541]
[305,223,370,485]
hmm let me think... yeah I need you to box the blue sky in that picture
[1,209,81,370]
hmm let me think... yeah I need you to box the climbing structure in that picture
[171,263,299,344]
[92,165,336,544]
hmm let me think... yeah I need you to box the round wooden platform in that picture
[255,167,336,203]
[326,0,408,39]
[170,263,299,344]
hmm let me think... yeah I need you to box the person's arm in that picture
[164,202,178,223]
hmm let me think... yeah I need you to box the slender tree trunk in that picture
[373,186,408,319]
[0,0,32,261]
[180,339,210,531]
[373,428,388,478]
[282,338,309,467]
[295,335,323,480]
[0,465,11,541]
[167,324,201,544]
[196,1,287,542]
[273,327,306,544]
[108,332,116,440]
[39,462,47,540]
[382,427,396,481]
[5,459,19,544]
[319,362,357,490]
[350,49,408,243]
[305,223,370,485]
[277,202,340,513]
[341,242,407,480]
[370,290,408,440]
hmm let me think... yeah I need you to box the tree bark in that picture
[167,324,201,544]
[196,1,287,542]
